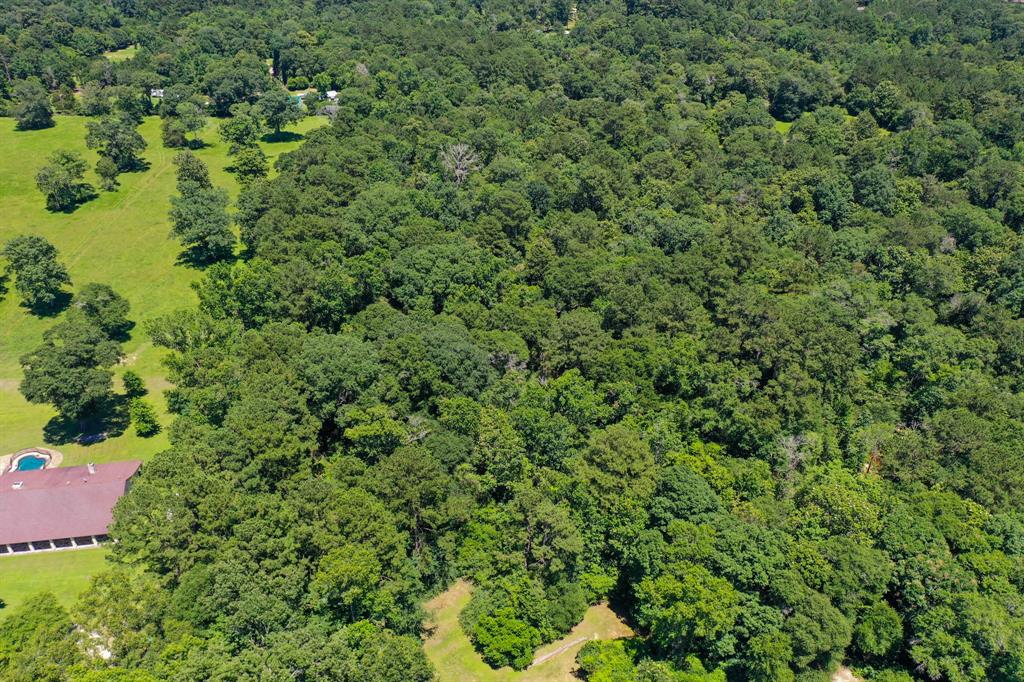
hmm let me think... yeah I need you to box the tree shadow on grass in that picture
[42,394,130,447]
[125,159,152,173]
[261,130,304,144]
[26,290,73,318]
[15,120,56,132]
[45,184,99,215]
[174,249,237,271]
[107,320,136,344]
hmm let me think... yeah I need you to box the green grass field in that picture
[0,114,325,467]
[0,548,110,613]
[102,45,139,62]
[423,580,633,682]
[774,119,794,135]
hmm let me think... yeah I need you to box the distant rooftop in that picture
[0,461,142,546]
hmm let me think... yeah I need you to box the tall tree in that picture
[86,113,147,171]
[254,88,304,135]
[2,235,71,312]
[169,187,234,262]
[169,150,234,261]
[230,146,269,185]
[19,310,122,422]
[219,107,264,153]
[74,282,132,338]
[12,78,53,130]
[173,150,212,193]
[35,150,93,211]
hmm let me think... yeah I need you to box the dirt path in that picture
[529,636,590,668]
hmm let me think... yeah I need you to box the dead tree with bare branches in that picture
[439,143,480,184]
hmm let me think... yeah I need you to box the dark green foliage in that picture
[203,52,273,116]
[161,101,207,148]
[470,607,540,670]
[168,186,234,262]
[129,398,160,436]
[854,602,903,660]
[231,145,268,185]
[253,88,304,134]
[12,78,53,130]
[19,310,122,421]
[871,81,908,131]
[2,235,71,312]
[121,369,147,398]
[35,150,93,211]
[7,0,1024,679]
[577,641,727,681]
[172,150,211,194]
[218,109,263,153]
[460,577,548,670]
[160,116,187,148]
[0,593,83,678]
[169,152,234,262]
[86,114,147,171]
[95,156,120,191]
[74,282,132,338]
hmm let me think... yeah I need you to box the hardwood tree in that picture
[253,88,304,135]
[12,78,53,130]
[73,282,132,338]
[35,150,93,211]
[218,108,264,153]
[86,113,147,171]
[169,152,234,262]
[2,235,71,312]
[19,310,122,422]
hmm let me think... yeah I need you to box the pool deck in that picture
[0,447,64,475]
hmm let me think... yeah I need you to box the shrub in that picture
[471,608,541,670]
[129,398,160,437]
[121,370,147,398]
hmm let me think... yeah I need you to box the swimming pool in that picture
[15,455,47,471]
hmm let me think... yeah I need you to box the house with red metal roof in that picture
[0,460,141,554]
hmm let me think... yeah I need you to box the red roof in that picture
[0,460,141,546]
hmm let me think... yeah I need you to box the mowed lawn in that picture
[102,45,138,62]
[0,114,325,466]
[423,580,634,682]
[0,547,110,613]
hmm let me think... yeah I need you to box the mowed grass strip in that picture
[0,547,110,613]
[423,580,633,682]
[0,115,325,465]
[102,45,139,62]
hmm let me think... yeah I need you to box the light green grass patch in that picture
[103,45,138,62]
[0,115,326,467]
[773,119,794,135]
[0,548,110,614]
[423,580,633,682]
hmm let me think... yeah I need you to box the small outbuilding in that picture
[0,460,142,554]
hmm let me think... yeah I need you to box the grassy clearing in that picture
[0,547,110,613]
[103,45,138,62]
[423,580,633,682]
[0,114,326,466]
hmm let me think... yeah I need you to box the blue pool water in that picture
[15,455,47,471]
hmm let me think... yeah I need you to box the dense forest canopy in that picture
[2,0,1024,680]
